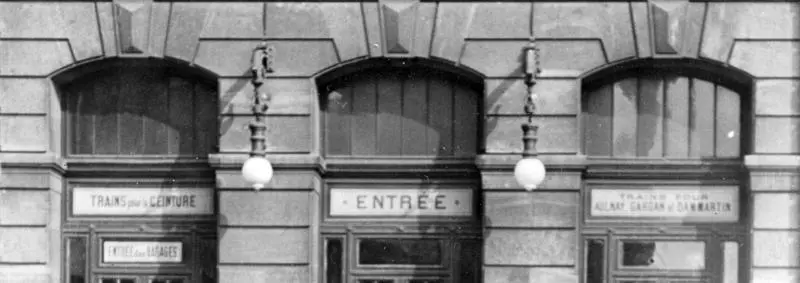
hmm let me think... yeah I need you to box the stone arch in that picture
[578,58,756,159]
[313,57,486,89]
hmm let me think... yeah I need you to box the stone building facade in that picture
[0,1,798,283]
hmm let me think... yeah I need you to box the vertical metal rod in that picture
[522,39,540,158]
[250,42,273,157]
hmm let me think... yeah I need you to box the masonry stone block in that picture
[0,266,50,283]
[361,2,383,57]
[195,40,339,77]
[751,172,800,192]
[219,115,311,153]
[756,79,800,116]
[752,269,800,283]
[0,228,48,263]
[701,3,799,62]
[0,79,47,114]
[0,170,51,189]
[752,231,800,267]
[0,116,48,152]
[146,3,170,58]
[631,3,652,57]
[216,170,319,190]
[485,192,578,228]
[219,78,313,115]
[538,40,607,77]
[218,265,308,283]
[199,3,263,38]
[220,191,310,226]
[486,79,578,115]
[485,116,577,154]
[482,171,582,191]
[460,41,527,77]
[484,230,576,265]
[0,41,73,76]
[0,190,48,226]
[0,3,101,61]
[467,3,530,39]
[534,2,635,62]
[266,3,367,62]
[754,117,800,154]
[730,41,800,78]
[431,3,473,62]
[753,193,800,229]
[219,228,308,264]
[648,1,704,57]
[485,267,578,283]
[96,2,117,56]
[165,3,208,62]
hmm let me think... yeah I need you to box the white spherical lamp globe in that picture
[241,156,273,190]
[514,157,546,191]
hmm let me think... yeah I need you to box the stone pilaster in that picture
[745,155,800,283]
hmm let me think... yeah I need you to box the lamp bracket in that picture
[249,42,275,157]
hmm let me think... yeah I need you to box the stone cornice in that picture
[585,157,744,180]
[475,154,588,171]
[0,153,67,174]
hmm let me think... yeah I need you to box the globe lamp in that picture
[242,156,273,191]
[514,157,546,191]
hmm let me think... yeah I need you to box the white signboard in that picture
[73,188,214,216]
[330,188,473,217]
[103,241,182,263]
[590,186,739,222]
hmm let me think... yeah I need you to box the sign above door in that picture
[329,188,473,217]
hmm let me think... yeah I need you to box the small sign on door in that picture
[103,241,183,263]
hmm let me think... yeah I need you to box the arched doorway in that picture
[579,60,752,283]
[316,61,483,283]
[56,59,219,283]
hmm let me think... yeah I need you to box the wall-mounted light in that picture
[241,42,275,191]
[513,39,546,191]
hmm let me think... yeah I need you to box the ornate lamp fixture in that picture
[241,43,275,191]
[513,39,546,191]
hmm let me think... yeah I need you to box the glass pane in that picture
[198,237,217,283]
[621,241,705,270]
[358,238,442,265]
[585,239,605,283]
[100,279,135,283]
[67,237,87,283]
[458,240,480,283]
[410,280,444,283]
[151,280,183,283]
[326,238,343,283]
[723,241,739,283]
[618,281,656,283]
[357,280,392,283]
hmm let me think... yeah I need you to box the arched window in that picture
[583,75,742,158]
[61,63,218,157]
[321,67,481,158]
